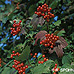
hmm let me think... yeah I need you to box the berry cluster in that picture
[33,53,37,58]
[35,3,55,22]
[40,34,59,48]
[0,58,1,67]
[11,51,20,59]
[10,20,21,36]
[11,51,28,74]
[38,55,48,64]
[52,64,60,74]
[12,60,28,74]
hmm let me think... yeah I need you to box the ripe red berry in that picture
[41,13,45,16]
[38,61,41,64]
[52,14,55,17]
[49,7,52,10]
[45,34,48,37]
[0,64,1,67]
[12,51,15,53]
[14,60,17,62]
[44,44,47,47]
[13,34,15,36]
[20,70,23,73]
[11,55,13,58]
[21,63,24,66]
[58,68,60,71]
[50,45,53,48]
[33,55,36,58]
[40,41,42,44]
[44,58,47,62]
[54,66,57,69]
[35,11,37,14]
[42,55,45,58]
[42,5,44,8]
[53,72,56,74]
[23,67,26,70]
[37,8,40,11]
[55,64,57,66]
[30,53,33,56]
[44,15,46,19]
[13,20,16,23]
[41,61,44,64]
[25,65,28,68]
[0,58,1,61]
[35,53,37,56]
[19,20,22,23]
[12,65,15,68]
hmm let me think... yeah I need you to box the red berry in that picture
[12,65,15,68]
[0,64,1,67]
[13,34,15,36]
[40,41,42,44]
[41,13,45,16]
[44,44,47,47]
[14,60,17,62]
[37,8,40,11]
[19,20,22,23]
[38,6,41,9]
[14,62,18,65]
[23,72,25,74]
[45,34,48,37]
[42,5,44,8]
[50,45,53,48]
[23,67,26,70]
[41,61,44,64]
[38,61,41,64]
[58,68,60,71]
[33,55,36,58]
[25,65,28,68]
[20,70,23,73]
[10,28,13,30]
[12,51,15,53]
[13,20,16,23]
[54,66,57,69]
[17,68,20,71]
[35,11,37,14]
[30,53,33,56]
[47,43,50,46]
[21,63,24,66]
[55,64,57,66]
[44,58,47,62]
[35,53,37,56]
[16,52,19,55]
[44,3,47,6]
[53,72,56,74]
[52,14,55,17]
[49,7,52,10]
[11,55,13,58]
[0,58,1,61]
[44,15,46,19]
[42,55,45,58]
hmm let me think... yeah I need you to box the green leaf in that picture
[62,53,72,65]
[38,0,45,4]
[57,30,65,36]
[53,20,61,26]
[1,67,11,74]
[16,45,30,61]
